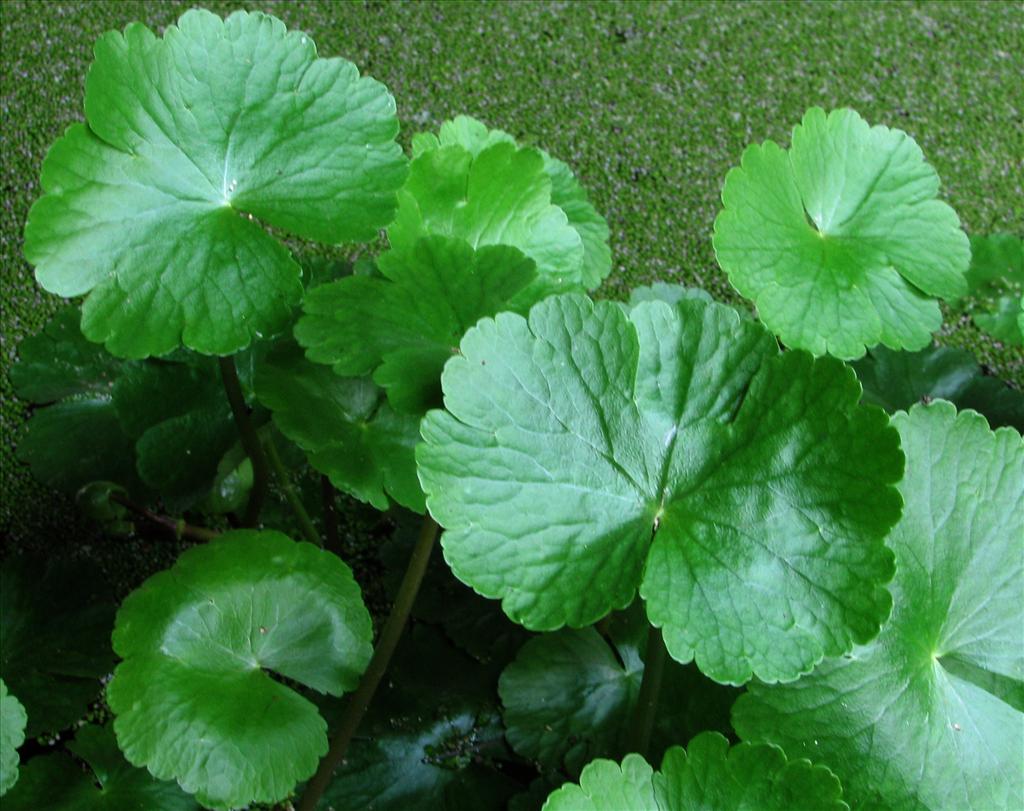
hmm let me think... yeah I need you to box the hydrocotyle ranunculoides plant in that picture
[953,233,1024,346]
[713,107,970,360]
[733,402,1023,810]
[107,531,374,809]
[539,732,847,810]
[23,9,406,358]
[417,291,904,685]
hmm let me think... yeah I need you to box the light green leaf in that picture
[541,732,847,810]
[627,282,714,310]
[418,294,901,684]
[12,307,140,494]
[296,235,537,414]
[713,107,969,359]
[389,137,584,305]
[24,9,406,358]
[254,341,424,511]
[734,402,1023,810]
[107,530,373,810]
[954,233,1024,346]
[3,725,197,810]
[412,114,611,289]
[0,556,114,737]
[0,680,26,796]
[853,344,1023,431]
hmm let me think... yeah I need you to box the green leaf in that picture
[107,530,374,810]
[0,556,114,737]
[319,626,519,811]
[255,340,424,511]
[412,114,612,290]
[0,680,26,796]
[23,9,406,358]
[541,732,847,810]
[418,294,901,684]
[3,725,197,810]
[112,359,237,508]
[713,107,969,359]
[954,233,1024,346]
[12,307,140,494]
[627,282,713,310]
[733,402,1023,810]
[853,344,1024,431]
[296,235,537,414]
[499,614,738,776]
[389,135,584,305]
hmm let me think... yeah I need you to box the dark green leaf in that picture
[0,680,26,796]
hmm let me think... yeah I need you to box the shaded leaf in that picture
[0,680,26,796]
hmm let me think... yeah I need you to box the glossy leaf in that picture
[419,293,901,684]
[854,344,1023,431]
[107,530,373,810]
[713,107,969,358]
[296,235,537,413]
[0,680,26,796]
[734,402,1023,810]
[3,725,197,810]
[12,307,139,494]
[24,9,406,357]
[0,556,114,737]
[389,126,585,305]
[254,341,424,511]
[499,618,738,775]
[320,626,519,811]
[541,732,847,810]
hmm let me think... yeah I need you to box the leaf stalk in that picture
[218,355,269,526]
[296,513,440,811]
[264,436,321,546]
[625,625,667,758]
[109,492,219,542]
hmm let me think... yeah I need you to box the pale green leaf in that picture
[734,402,1024,810]
[107,530,373,810]
[954,233,1024,346]
[24,9,406,357]
[713,107,969,358]
[418,294,901,684]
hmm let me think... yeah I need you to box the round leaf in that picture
[3,725,197,810]
[24,9,406,358]
[0,680,26,796]
[296,235,537,414]
[733,402,1023,810]
[254,341,424,511]
[107,530,374,810]
[541,732,847,810]
[854,344,1023,431]
[0,556,114,737]
[713,107,969,359]
[418,293,901,684]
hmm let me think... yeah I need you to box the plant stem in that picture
[110,493,219,542]
[218,355,268,527]
[296,514,440,811]
[624,625,666,757]
[264,436,321,546]
[321,476,341,555]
